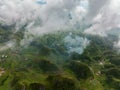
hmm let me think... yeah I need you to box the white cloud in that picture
[0,40,16,51]
[64,32,90,54]
[84,0,120,37]
[0,0,120,50]
[0,0,88,32]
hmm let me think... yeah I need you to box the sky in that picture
[0,0,88,33]
[0,0,120,50]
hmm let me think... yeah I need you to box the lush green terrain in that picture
[0,28,120,90]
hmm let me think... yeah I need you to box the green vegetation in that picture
[0,29,119,90]
[67,61,94,80]
[47,75,77,90]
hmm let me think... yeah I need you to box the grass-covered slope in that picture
[0,30,119,90]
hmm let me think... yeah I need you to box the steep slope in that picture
[0,30,119,90]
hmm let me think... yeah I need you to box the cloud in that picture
[114,34,120,51]
[64,32,90,54]
[0,0,88,40]
[84,0,120,50]
[0,40,16,51]
[1,0,120,36]
[86,0,108,21]
[0,0,88,48]
[0,0,120,50]
[85,0,120,36]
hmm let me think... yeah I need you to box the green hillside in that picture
[0,29,119,90]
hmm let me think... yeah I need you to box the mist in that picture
[0,0,120,51]
[64,32,90,54]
